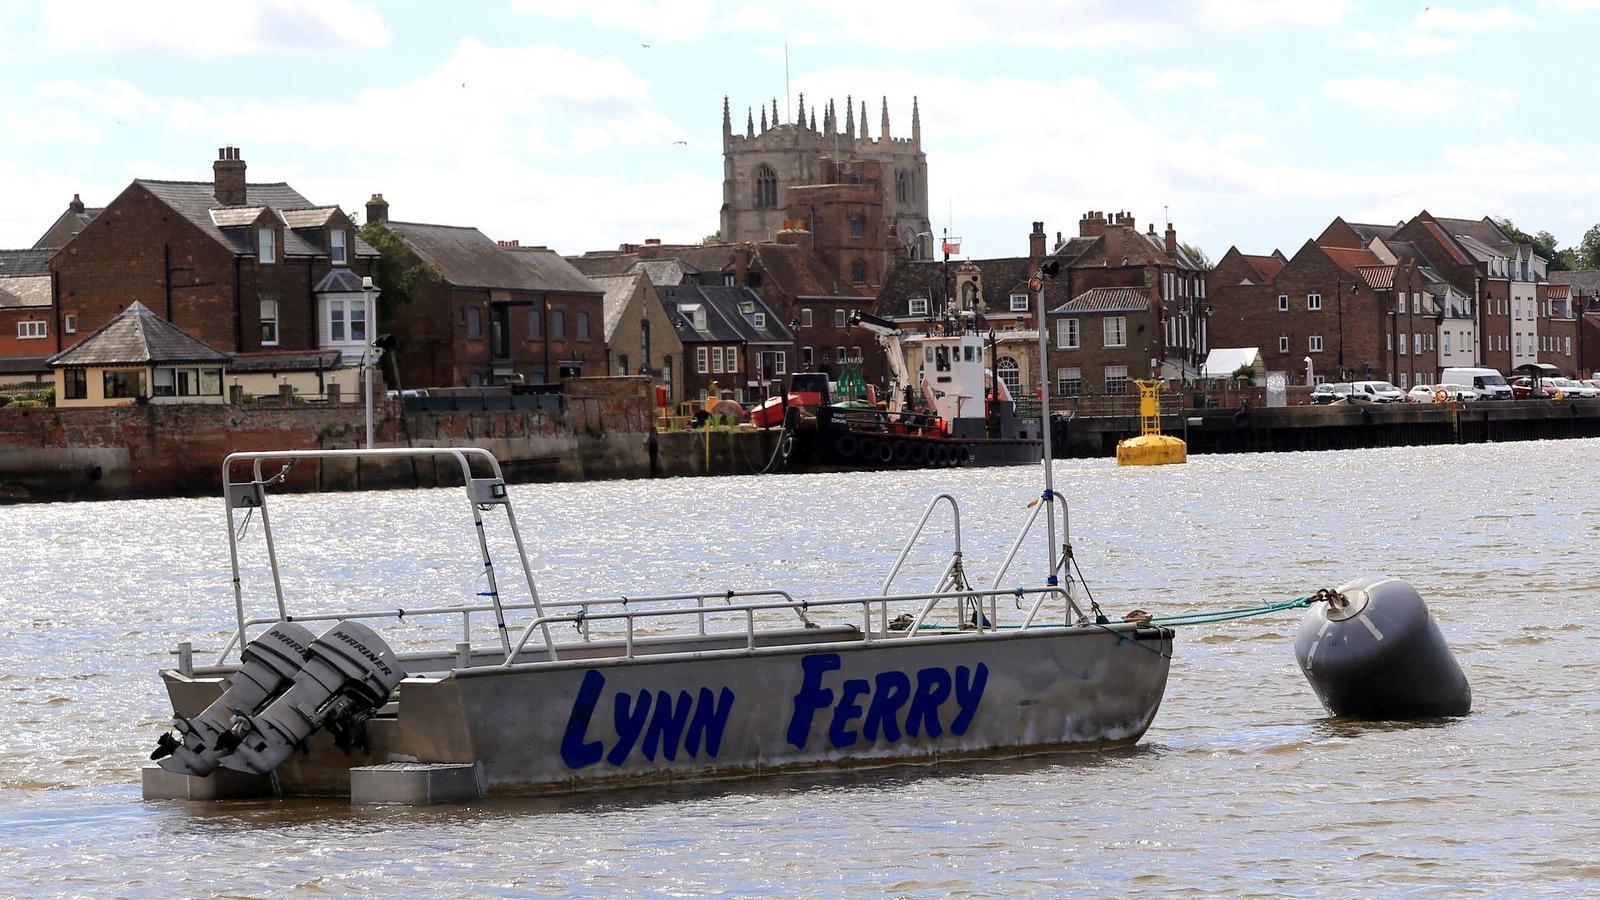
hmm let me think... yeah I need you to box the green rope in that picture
[1147,595,1313,626]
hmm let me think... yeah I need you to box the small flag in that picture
[941,237,962,256]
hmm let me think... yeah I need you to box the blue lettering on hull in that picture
[560,669,736,770]
[787,653,988,751]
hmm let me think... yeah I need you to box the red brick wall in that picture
[0,307,56,358]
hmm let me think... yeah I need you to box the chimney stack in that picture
[213,146,247,206]
[734,242,753,285]
[1165,222,1178,256]
[1028,221,1046,266]
[365,192,389,225]
[69,193,85,214]
[1079,210,1107,238]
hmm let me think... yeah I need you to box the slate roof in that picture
[1549,269,1600,295]
[281,207,339,229]
[0,250,52,309]
[33,202,103,249]
[0,356,49,376]
[47,301,230,367]
[754,243,862,298]
[386,222,600,295]
[1435,216,1514,250]
[228,349,345,373]
[657,285,794,345]
[1346,222,1399,243]
[1051,286,1151,314]
[313,268,367,293]
[875,256,1067,319]
[589,273,645,341]
[1420,220,1475,265]
[133,179,375,259]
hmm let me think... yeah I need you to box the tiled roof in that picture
[386,222,600,294]
[0,275,51,309]
[47,301,230,367]
[0,249,53,278]
[228,349,345,372]
[1051,286,1150,314]
[280,207,340,229]
[1422,220,1474,265]
[134,180,375,260]
[1243,254,1285,282]
[1347,222,1398,243]
[1357,265,1395,290]
[1549,269,1600,295]
[874,256,1065,319]
[657,284,793,344]
[33,204,103,250]
[754,243,861,298]
[589,272,644,341]
[566,253,638,277]
[1546,283,1570,299]
[1436,216,1514,250]
[313,268,367,293]
[1321,245,1384,277]
[0,356,49,376]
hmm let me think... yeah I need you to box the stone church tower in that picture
[721,94,932,260]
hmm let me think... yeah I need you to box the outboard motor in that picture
[150,621,316,776]
[1295,576,1471,719]
[217,620,405,776]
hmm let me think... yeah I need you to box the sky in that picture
[2,0,1599,263]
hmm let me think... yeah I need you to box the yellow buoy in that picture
[1117,380,1187,466]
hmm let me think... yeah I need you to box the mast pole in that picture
[1032,268,1060,587]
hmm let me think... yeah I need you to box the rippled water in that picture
[2,441,1598,895]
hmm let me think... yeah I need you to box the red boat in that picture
[750,389,824,428]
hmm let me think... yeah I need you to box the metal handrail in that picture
[501,586,1084,667]
[878,493,964,637]
[214,588,803,665]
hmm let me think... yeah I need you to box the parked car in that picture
[1350,380,1405,403]
[1310,382,1354,404]
[1406,384,1436,402]
[1437,384,1481,402]
[1440,366,1513,400]
[1582,379,1600,393]
[1510,376,1559,400]
[1551,378,1600,398]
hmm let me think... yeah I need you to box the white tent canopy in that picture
[1201,347,1264,379]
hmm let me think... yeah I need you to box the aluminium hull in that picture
[390,623,1172,795]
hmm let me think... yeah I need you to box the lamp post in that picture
[361,276,378,449]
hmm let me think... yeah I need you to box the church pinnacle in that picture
[880,96,891,140]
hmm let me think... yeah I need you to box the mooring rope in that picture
[1146,595,1315,627]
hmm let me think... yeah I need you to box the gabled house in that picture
[375,197,604,388]
[589,271,685,401]
[47,301,229,407]
[657,284,795,402]
[33,194,103,249]
[0,250,55,366]
[47,147,379,386]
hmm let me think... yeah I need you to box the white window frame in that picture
[258,227,276,264]
[1057,366,1082,397]
[1307,293,1322,311]
[1398,333,1408,355]
[1309,335,1324,353]
[711,346,724,373]
[802,346,814,368]
[908,298,928,317]
[800,308,813,328]
[330,229,347,265]
[725,346,738,373]
[771,351,786,374]
[753,312,765,329]
[1104,364,1129,395]
[1057,317,1080,350]
[260,298,279,346]
[1103,316,1126,348]
[696,346,709,373]
[1009,293,1029,312]
[1278,294,1288,312]
[1278,335,1289,353]
[834,309,847,328]
[16,320,47,339]
[64,314,77,334]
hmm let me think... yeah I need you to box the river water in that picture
[1,441,1596,896]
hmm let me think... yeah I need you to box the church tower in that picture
[720,94,932,264]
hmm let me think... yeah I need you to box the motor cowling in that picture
[151,621,315,776]
[1295,576,1471,719]
[218,620,405,776]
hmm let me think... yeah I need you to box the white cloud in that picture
[1320,74,1472,116]
[1143,66,1223,92]
[511,0,717,42]
[1343,29,1460,56]
[40,0,388,55]
[1196,0,1350,29]
[1413,4,1532,31]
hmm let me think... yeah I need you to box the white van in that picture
[1440,367,1512,400]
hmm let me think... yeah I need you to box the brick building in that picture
[657,284,794,402]
[0,250,54,364]
[589,271,685,402]
[377,203,604,388]
[783,157,889,293]
[47,147,379,378]
[33,194,103,249]
[1550,270,1600,377]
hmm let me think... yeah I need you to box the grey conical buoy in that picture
[1294,576,1471,719]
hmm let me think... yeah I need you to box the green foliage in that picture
[1232,364,1257,381]
[0,395,10,408]
[1493,217,1566,270]
[701,230,722,245]
[40,387,54,405]
[359,221,443,309]
[1577,224,1600,269]
[1180,241,1212,271]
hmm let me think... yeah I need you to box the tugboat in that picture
[775,310,1041,470]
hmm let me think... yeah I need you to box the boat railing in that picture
[213,589,806,665]
[501,586,1087,667]
[878,494,963,619]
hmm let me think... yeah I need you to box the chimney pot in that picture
[69,193,85,213]
[212,146,247,206]
[365,192,389,225]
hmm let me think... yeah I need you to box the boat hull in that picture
[399,624,1171,795]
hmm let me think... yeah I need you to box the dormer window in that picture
[330,229,347,265]
[1009,293,1029,312]
[753,312,766,328]
[258,227,276,264]
[909,297,929,316]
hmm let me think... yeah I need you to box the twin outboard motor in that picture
[150,620,404,778]
[1295,576,1471,719]
[151,622,316,776]
[218,620,405,776]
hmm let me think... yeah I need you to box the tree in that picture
[1180,241,1212,272]
[358,221,442,310]
[701,230,722,245]
[1577,224,1600,269]
[1492,217,1566,269]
